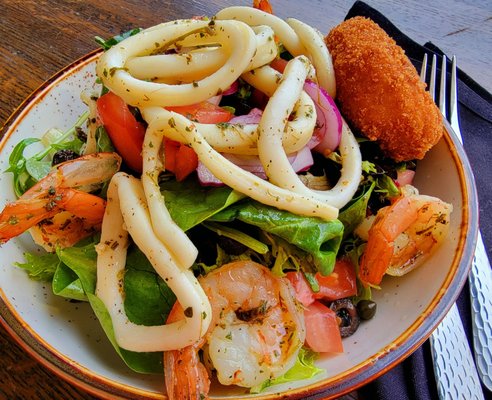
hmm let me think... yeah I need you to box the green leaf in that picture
[124,244,176,326]
[202,221,269,254]
[87,293,163,374]
[338,181,375,239]
[57,243,98,295]
[25,158,51,181]
[52,262,87,301]
[14,252,59,281]
[212,201,344,276]
[5,138,41,196]
[161,178,245,231]
[58,241,167,374]
[251,347,323,393]
[95,28,142,51]
[95,126,115,153]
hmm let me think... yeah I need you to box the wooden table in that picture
[0,1,490,399]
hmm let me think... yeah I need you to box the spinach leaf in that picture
[56,241,168,374]
[124,244,176,326]
[161,178,245,231]
[212,201,344,276]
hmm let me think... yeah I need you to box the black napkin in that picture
[340,2,492,400]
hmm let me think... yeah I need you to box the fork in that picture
[420,53,488,399]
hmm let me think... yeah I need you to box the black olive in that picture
[357,300,377,320]
[52,149,79,166]
[330,298,360,338]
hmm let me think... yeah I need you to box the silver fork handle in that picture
[430,303,484,399]
[469,231,492,390]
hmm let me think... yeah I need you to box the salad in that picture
[0,1,453,398]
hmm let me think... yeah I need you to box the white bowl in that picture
[0,51,478,399]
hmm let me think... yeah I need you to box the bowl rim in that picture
[0,50,479,400]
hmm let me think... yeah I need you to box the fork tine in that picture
[420,53,428,83]
[439,56,447,118]
[429,54,437,102]
[449,55,460,139]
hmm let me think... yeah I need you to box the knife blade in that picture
[430,303,484,399]
[469,232,492,390]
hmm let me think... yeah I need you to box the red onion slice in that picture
[228,108,263,124]
[197,146,314,186]
[303,80,342,154]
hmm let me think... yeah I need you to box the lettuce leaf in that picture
[251,347,323,393]
[211,201,344,276]
[14,252,59,282]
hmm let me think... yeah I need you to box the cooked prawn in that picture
[163,302,210,400]
[0,152,121,249]
[163,261,305,397]
[359,187,452,287]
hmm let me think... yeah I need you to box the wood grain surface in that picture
[0,0,490,399]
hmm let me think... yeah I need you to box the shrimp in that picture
[0,152,121,249]
[163,303,210,400]
[359,187,452,287]
[163,261,305,398]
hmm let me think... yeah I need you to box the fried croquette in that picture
[325,17,444,162]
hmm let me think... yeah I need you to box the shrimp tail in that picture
[164,345,210,400]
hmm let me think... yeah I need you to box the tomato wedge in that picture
[164,101,234,181]
[167,101,234,124]
[314,259,357,301]
[96,91,146,172]
[304,301,344,353]
[286,259,357,305]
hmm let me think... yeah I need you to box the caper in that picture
[357,300,377,320]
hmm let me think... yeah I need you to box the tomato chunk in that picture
[286,259,357,306]
[314,259,357,301]
[304,301,343,353]
[166,101,234,124]
[96,91,146,172]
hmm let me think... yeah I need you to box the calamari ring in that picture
[216,6,307,56]
[257,56,361,209]
[125,25,277,83]
[96,172,211,352]
[97,19,257,107]
[142,87,316,155]
[287,18,336,98]
[143,107,338,220]
[141,131,198,269]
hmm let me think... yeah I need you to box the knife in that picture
[430,303,484,399]
[469,232,492,390]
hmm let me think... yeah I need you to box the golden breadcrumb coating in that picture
[326,17,445,162]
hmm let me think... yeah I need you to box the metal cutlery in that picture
[421,53,487,399]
